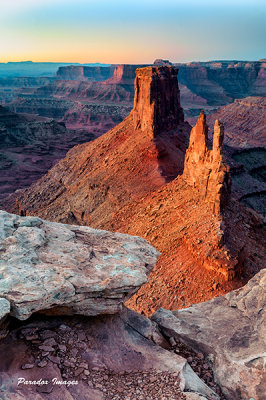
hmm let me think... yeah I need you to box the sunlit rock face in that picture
[183,111,231,215]
[132,66,184,136]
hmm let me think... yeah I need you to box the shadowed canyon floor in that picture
[0,106,95,206]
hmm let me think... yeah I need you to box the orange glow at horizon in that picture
[0,0,265,64]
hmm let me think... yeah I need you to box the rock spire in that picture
[183,111,231,214]
[132,66,184,136]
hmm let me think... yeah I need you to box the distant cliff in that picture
[56,65,115,81]
[175,60,266,105]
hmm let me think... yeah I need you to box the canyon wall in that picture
[206,96,266,148]
[105,64,148,84]
[176,60,266,105]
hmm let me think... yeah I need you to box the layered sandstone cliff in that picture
[56,65,115,81]
[105,64,148,85]
[175,60,266,105]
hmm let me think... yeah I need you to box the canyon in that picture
[2,60,265,133]
[0,60,264,204]
[0,60,265,400]
[5,65,265,315]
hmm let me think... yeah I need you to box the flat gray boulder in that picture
[0,210,159,321]
[152,269,266,400]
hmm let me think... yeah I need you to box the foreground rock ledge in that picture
[0,210,159,321]
[152,269,266,400]
[0,308,218,400]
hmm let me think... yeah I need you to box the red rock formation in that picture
[7,65,189,225]
[5,65,265,316]
[183,111,231,214]
[132,66,184,136]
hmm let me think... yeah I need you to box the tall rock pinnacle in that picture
[183,111,231,214]
[132,66,184,136]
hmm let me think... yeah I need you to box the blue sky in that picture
[0,0,265,63]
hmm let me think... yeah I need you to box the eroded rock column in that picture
[183,111,231,214]
[132,66,184,136]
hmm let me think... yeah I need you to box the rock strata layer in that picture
[152,269,266,400]
[0,210,159,321]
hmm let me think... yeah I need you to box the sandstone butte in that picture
[8,66,265,315]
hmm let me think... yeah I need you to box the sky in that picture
[0,0,265,64]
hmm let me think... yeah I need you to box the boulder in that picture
[0,210,159,321]
[152,269,266,400]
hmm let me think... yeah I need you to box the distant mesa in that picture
[153,59,173,66]
[56,65,115,81]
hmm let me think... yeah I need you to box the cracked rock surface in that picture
[0,210,159,321]
[152,269,266,400]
